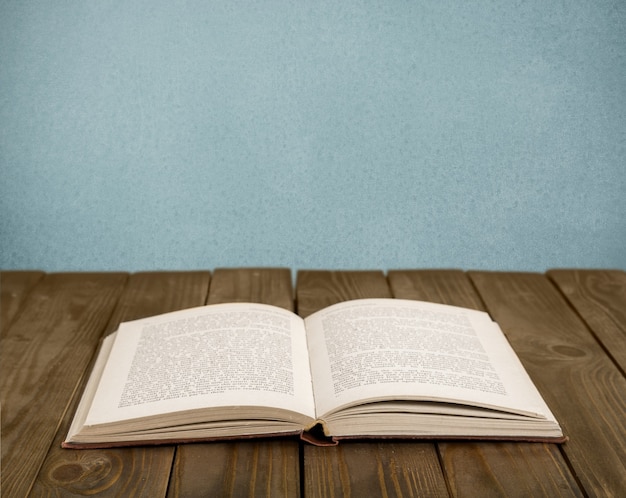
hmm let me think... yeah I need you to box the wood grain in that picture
[0,270,45,335]
[548,269,626,373]
[469,271,626,497]
[169,440,301,497]
[439,442,582,498]
[209,267,294,311]
[388,270,583,497]
[7,268,624,496]
[296,270,392,318]
[31,271,211,497]
[0,273,127,498]
[168,268,301,497]
[305,442,449,498]
[297,270,450,498]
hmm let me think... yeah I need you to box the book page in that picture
[304,299,554,420]
[85,303,315,426]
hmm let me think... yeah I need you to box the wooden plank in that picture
[31,271,211,497]
[305,441,449,497]
[387,269,484,310]
[388,270,583,497]
[296,270,393,318]
[102,271,212,334]
[548,269,626,373]
[297,270,450,498]
[469,271,626,497]
[169,439,301,498]
[0,270,45,335]
[207,267,294,311]
[0,272,127,498]
[168,268,301,498]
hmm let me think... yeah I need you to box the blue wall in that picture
[1,1,624,272]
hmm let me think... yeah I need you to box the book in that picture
[62,298,565,448]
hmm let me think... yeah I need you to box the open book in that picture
[63,299,565,448]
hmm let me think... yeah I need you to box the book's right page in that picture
[304,298,558,424]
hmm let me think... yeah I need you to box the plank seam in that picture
[545,273,626,379]
[29,274,130,496]
[0,271,46,336]
[557,444,589,498]
[434,444,454,498]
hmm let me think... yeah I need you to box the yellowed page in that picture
[304,298,556,422]
[84,303,315,426]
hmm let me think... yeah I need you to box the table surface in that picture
[1,268,625,497]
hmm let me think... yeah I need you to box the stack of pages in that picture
[63,298,565,448]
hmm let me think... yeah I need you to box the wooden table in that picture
[1,268,625,497]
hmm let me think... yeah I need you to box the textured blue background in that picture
[1,1,624,272]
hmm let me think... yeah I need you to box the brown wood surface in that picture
[297,270,450,497]
[0,273,128,497]
[207,267,294,311]
[388,270,583,497]
[548,269,626,373]
[1,268,623,496]
[30,271,211,497]
[469,271,626,497]
[296,270,393,318]
[0,270,45,335]
[168,268,301,497]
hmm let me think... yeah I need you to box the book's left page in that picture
[76,303,316,431]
